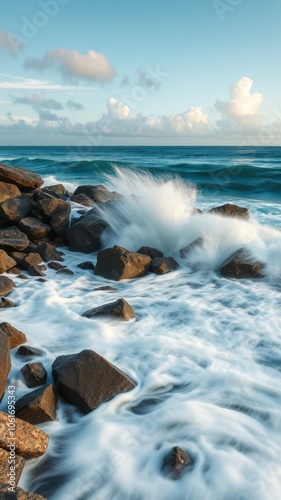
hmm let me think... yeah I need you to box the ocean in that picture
[0,146,280,500]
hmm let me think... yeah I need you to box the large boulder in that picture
[0,331,11,402]
[0,482,46,499]
[52,349,136,414]
[220,248,264,279]
[73,185,116,204]
[21,363,47,388]
[95,245,151,281]
[162,446,192,479]
[0,181,21,203]
[0,448,25,487]
[18,217,51,240]
[15,384,57,425]
[0,276,14,296]
[0,164,43,192]
[0,250,17,274]
[34,192,71,235]
[0,196,31,224]
[209,203,249,219]
[82,298,136,321]
[0,322,27,349]
[149,257,179,275]
[0,227,29,252]
[65,207,109,253]
[0,411,49,457]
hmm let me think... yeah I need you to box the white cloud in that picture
[24,48,116,82]
[0,32,23,56]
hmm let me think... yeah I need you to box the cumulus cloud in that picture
[24,48,116,82]
[66,99,84,110]
[0,32,23,56]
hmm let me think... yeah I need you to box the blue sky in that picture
[0,0,281,145]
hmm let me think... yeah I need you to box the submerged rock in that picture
[136,246,163,259]
[77,261,95,271]
[21,362,47,388]
[0,411,49,457]
[0,331,11,402]
[209,203,249,219]
[0,322,27,349]
[149,257,179,275]
[52,349,136,414]
[82,298,136,321]
[162,446,192,479]
[95,245,151,281]
[220,248,264,279]
[0,163,43,191]
[15,384,57,425]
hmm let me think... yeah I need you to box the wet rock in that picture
[15,384,57,425]
[56,268,74,275]
[41,183,67,199]
[6,267,21,275]
[71,193,94,207]
[0,227,29,252]
[0,276,14,296]
[65,207,109,253]
[77,261,95,271]
[93,286,117,292]
[35,192,71,235]
[27,265,46,277]
[136,246,163,259]
[52,349,136,414]
[95,245,151,281]
[82,298,136,321]
[0,331,11,402]
[209,203,250,219]
[16,345,44,357]
[0,250,17,274]
[0,163,44,191]
[73,184,116,204]
[36,242,63,262]
[0,482,46,499]
[0,181,21,203]
[180,237,204,258]
[48,261,66,271]
[220,248,264,279]
[162,446,192,479]
[10,251,27,266]
[18,274,28,280]
[21,363,47,388]
[0,196,31,224]
[0,298,15,309]
[0,448,25,487]
[0,322,27,349]
[149,257,179,275]
[0,411,49,458]
[23,253,44,269]
[18,217,51,240]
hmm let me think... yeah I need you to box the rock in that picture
[0,182,21,203]
[18,274,28,280]
[0,411,49,458]
[180,237,203,258]
[10,251,27,266]
[0,276,14,296]
[0,163,44,192]
[18,217,51,240]
[6,267,21,275]
[15,384,57,425]
[209,203,250,219]
[93,286,117,292]
[136,246,164,259]
[0,298,15,309]
[73,185,116,204]
[0,227,29,252]
[52,349,136,414]
[77,261,95,271]
[65,207,109,253]
[16,346,44,357]
[56,268,74,275]
[0,196,31,224]
[48,261,66,271]
[0,448,25,487]
[36,242,63,262]
[0,331,11,402]
[149,257,179,275]
[35,192,70,235]
[23,253,44,269]
[95,246,151,281]
[41,184,67,199]
[82,298,136,321]
[0,482,46,499]
[71,193,94,207]
[220,248,264,279]
[162,446,192,479]
[27,265,46,277]
[0,322,27,349]
[21,363,47,388]
[0,250,17,274]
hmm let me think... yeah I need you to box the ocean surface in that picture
[0,146,280,500]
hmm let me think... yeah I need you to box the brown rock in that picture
[10,251,27,266]
[16,346,44,357]
[82,298,136,321]
[35,192,70,235]
[0,276,14,297]
[6,267,21,275]
[94,245,151,281]
[0,332,11,402]
[0,227,29,252]
[15,384,57,425]
[0,164,43,192]
[136,246,163,259]
[0,482,46,499]
[0,298,15,309]
[162,446,192,479]
[180,237,204,258]
[209,203,250,219]
[220,248,264,279]
[41,184,67,199]
[0,196,31,224]
[71,193,94,207]
[18,217,51,240]
[0,411,49,458]
[21,363,47,388]
[36,242,63,262]
[52,349,136,414]
[0,250,17,274]
[56,268,74,275]
[47,261,66,271]
[0,182,21,204]
[149,257,179,275]
[73,184,116,203]
[0,322,27,349]
[0,448,25,487]
[27,265,46,277]
[22,253,44,269]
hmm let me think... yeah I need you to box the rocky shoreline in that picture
[0,162,265,498]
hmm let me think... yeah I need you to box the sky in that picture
[0,0,281,146]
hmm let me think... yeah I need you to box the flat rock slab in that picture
[0,249,17,274]
[0,322,27,349]
[162,446,192,479]
[0,332,11,402]
[82,298,136,321]
[16,384,57,425]
[149,257,179,275]
[0,411,49,457]
[0,276,14,297]
[0,448,25,486]
[0,164,43,192]
[220,248,264,279]
[52,349,136,414]
[95,245,151,281]
[209,203,250,219]
[21,363,47,388]
[0,227,29,252]
[0,482,47,499]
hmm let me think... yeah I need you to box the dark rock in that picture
[0,322,27,349]
[27,265,46,277]
[35,192,71,235]
[0,181,21,204]
[0,276,14,296]
[18,217,51,240]
[0,298,15,308]
[0,331,11,402]
[77,261,95,271]
[82,298,136,321]
[180,237,204,258]
[52,349,136,414]
[93,286,117,292]
[10,251,27,266]
[6,267,21,275]
[41,184,67,199]
[0,163,44,192]
[65,207,109,253]
[162,446,192,479]
[220,248,264,279]
[16,345,44,357]
[36,242,64,262]
[77,209,88,215]
[0,227,29,252]
[136,246,164,259]
[0,482,46,499]
[15,384,57,425]
[36,278,47,283]
[18,274,28,280]
[56,268,74,275]
[21,363,47,388]
[0,411,49,458]
[149,257,179,275]
[23,253,44,269]
[48,261,66,271]
[0,448,25,487]
[95,245,151,281]
[0,250,17,274]
[0,196,31,224]
[73,184,116,204]
[71,193,94,207]
[209,203,250,219]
